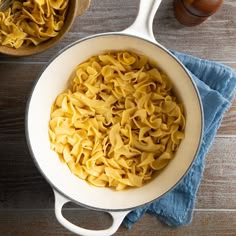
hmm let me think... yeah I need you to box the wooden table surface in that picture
[0,0,236,235]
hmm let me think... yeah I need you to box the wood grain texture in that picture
[0,0,236,235]
[196,137,236,209]
[0,210,235,236]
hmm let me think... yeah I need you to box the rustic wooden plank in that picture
[195,137,236,209]
[218,99,236,135]
[0,63,41,141]
[0,0,236,62]
[0,209,235,236]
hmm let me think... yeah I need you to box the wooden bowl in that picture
[0,0,90,56]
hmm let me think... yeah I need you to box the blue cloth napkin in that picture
[124,51,236,228]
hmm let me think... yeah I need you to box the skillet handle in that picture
[122,0,162,42]
[53,190,131,236]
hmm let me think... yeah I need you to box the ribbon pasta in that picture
[49,51,186,190]
[0,0,68,48]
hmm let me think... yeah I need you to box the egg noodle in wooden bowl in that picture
[49,50,186,191]
[0,0,90,56]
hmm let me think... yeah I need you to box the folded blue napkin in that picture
[124,51,236,228]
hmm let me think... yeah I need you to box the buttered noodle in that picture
[49,51,185,190]
[0,0,68,48]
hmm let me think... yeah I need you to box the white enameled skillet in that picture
[26,0,203,235]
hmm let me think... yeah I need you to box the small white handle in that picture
[53,190,131,236]
[122,0,162,41]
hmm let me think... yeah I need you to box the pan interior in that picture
[27,34,203,211]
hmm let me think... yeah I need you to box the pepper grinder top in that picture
[173,0,224,26]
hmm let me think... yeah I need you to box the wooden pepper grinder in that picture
[173,0,224,26]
